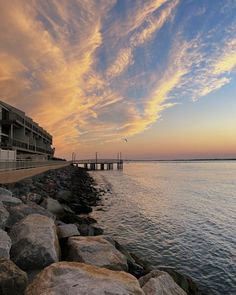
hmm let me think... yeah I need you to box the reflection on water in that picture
[91,161,236,295]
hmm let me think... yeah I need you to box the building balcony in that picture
[0,136,52,155]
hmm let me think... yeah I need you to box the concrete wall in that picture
[0,149,16,161]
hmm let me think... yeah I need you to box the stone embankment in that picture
[0,165,209,294]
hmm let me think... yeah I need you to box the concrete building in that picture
[0,101,54,159]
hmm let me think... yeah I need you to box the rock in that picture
[139,270,187,295]
[78,215,97,224]
[92,225,104,235]
[0,229,11,259]
[6,203,55,228]
[76,224,94,236]
[0,258,28,295]
[0,188,12,197]
[61,212,97,225]
[130,253,153,274]
[26,262,144,295]
[67,236,128,271]
[55,220,66,226]
[70,203,92,214]
[57,224,80,239]
[56,190,71,202]
[76,223,103,236]
[10,214,60,270]
[158,266,198,294]
[0,188,22,206]
[24,193,43,204]
[0,201,9,229]
[114,241,145,278]
[41,198,65,218]
[128,260,145,278]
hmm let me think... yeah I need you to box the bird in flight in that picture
[123,138,128,143]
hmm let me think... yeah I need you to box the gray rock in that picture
[41,198,65,218]
[6,202,55,228]
[56,190,71,202]
[76,223,103,236]
[114,241,145,278]
[25,193,43,204]
[0,229,11,259]
[158,266,198,294]
[10,214,60,270]
[139,270,187,295]
[0,258,28,295]
[0,201,9,229]
[0,188,12,197]
[26,262,144,295]
[57,224,80,239]
[0,188,22,206]
[67,236,128,271]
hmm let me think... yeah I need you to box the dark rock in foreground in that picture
[6,202,55,228]
[0,258,28,295]
[10,214,60,270]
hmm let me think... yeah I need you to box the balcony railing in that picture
[1,136,52,155]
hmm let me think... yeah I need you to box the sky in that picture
[0,0,236,160]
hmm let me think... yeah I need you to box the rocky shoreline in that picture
[0,165,211,294]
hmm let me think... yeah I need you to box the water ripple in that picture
[91,161,236,295]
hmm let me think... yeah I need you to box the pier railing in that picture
[0,159,68,172]
[73,159,123,170]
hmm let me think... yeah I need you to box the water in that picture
[90,161,236,295]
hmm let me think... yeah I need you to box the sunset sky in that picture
[1,0,236,160]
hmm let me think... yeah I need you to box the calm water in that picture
[90,161,236,295]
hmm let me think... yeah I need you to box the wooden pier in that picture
[73,159,123,171]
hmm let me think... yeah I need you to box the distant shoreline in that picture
[125,158,236,162]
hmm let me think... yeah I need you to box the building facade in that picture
[0,101,53,159]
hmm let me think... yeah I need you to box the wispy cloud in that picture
[106,0,179,78]
[212,39,236,75]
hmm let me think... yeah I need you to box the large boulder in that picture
[0,229,11,259]
[67,236,128,271]
[0,201,9,229]
[0,258,28,295]
[57,223,80,239]
[158,266,198,294]
[10,214,60,270]
[139,270,187,295]
[0,188,22,206]
[41,198,65,218]
[26,262,144,295]
[6,203,55,228]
